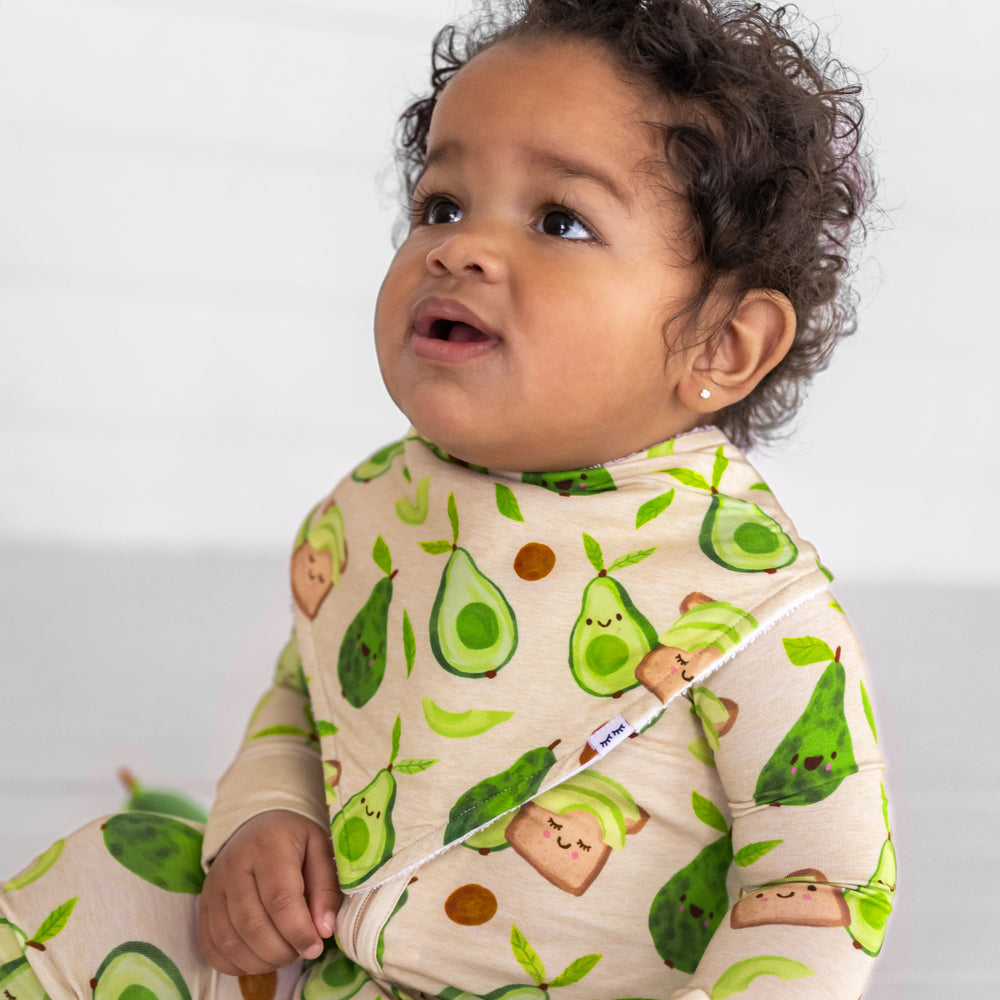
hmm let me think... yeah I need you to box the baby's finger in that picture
[302,828,342,939]
[223,874,302,971]
[254,858,324,960]
[198,891,277,976]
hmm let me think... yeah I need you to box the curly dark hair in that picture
[393,0,874,448]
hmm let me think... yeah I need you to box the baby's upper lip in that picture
[410,296,498,341]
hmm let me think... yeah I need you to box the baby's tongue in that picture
[449,322,487,343]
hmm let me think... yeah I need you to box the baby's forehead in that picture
[421,40,670,177]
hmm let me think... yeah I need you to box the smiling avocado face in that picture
[569,575,657,697]
[329,769,396,889]
[754,660,858,807]
[338,574,394,708]
[648,834,733,974]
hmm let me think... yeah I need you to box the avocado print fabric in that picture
[0,427,894,1000]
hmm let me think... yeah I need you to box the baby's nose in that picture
[426,226,507,282]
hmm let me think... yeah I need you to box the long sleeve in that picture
[201,629,329,866]
[672,593,895,999]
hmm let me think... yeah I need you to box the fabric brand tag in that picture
[586,715,635,758]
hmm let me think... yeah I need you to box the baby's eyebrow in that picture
[527,150,629,206]
[418,140,629,207]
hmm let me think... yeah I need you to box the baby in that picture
[0,2,894,1000]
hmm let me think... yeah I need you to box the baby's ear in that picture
[684,290,796,411]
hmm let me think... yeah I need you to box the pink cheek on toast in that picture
[543,830,551,839]
[571,852,579,860]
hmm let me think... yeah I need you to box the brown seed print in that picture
[239,972,277,1000]
[444,883,498,925]
[514,543,556,581]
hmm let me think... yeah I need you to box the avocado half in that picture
[91,941,192,1000]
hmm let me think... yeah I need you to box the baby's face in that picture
[374,37,706,472]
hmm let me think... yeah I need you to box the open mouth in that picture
[427,319,492,344]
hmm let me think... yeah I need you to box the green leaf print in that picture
[389,715,402,768]
[647,439,676,458]
[711,446,729,491]
[420,540,453,555]
[781,636,834,666]
[448,492,460,544]
[510,925,546,985]
[548,953,602,988]
[635,490,675,529]
[31,898,77,945]
[316,720,338,738]
[749,482,771,492]
[372,535,392,578]
[692,791,729,834]
[688,737,716,767]
[392,759,438,775]
[495,483,525,522]
[582,533,604,574]
[664,467,712,492]
[733,840,783,867]
[607,547,658,572]
[403,611,416,677]
[861,681,877,742]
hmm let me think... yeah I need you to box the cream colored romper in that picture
[0,428,895,1000]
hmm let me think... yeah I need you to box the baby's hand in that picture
[198,809,342,976]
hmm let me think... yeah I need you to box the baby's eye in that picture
[415,196,463,226]
[535,208,593,241]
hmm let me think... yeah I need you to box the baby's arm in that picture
[199,634,339,974]
[677,595,894,999]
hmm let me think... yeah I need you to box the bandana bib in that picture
[290,428,828,894]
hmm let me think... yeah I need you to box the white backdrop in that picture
[2,0,997,582]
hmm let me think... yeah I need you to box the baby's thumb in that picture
[303,828,343,940]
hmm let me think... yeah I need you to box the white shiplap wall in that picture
[0,0,461,549]
[1,0,997,581]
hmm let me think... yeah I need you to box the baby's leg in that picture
[0,815,303,1000]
